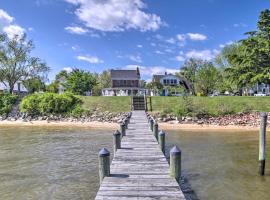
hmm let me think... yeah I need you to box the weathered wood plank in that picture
[95,111,186,200]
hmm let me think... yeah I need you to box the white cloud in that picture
[65,26,88,34]
[155,50,164,54]
[0,9,25,39]
[77,55,104,64]
[3,25,25,39]
[65,0,164,32]
[128,55,142,63]
[166,37,176,44]
[219,41,233,48]
[176,34,186,42]
[175,55,185,61]
[125,65,179,76]
[137,44,143,48]
[233,23,247,28]
[63,67,73,73]
[187,33,207,41]
[0,9,13,24]
[185,49,217,60]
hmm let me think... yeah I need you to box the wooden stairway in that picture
[132,96,146,110]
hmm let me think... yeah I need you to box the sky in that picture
[0,0,269,82]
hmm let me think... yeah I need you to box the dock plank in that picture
[95,111,186,200]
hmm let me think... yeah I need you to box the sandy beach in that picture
[0,120,263,131]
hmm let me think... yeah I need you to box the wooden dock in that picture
[95,111,186,200]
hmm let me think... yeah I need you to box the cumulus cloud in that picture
[64,0,164,32]
[125,65,179,76]
[175,55,185,61]
[186,33,207,41]
[185,49,217,60]
[77,55,104,64]
[0,9,25,39]
[128,55,142,63]
[65,26,88,34]
[137,44,143,48]
[63,67,73,73]
[219,41,233,48]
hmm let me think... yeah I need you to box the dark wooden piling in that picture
[113,130,121,154]
[170,146,181,181]
[159,130,165,153]
[120,122,126,137]
[154,121,159,140]
[98,148,110,185]
[124,118,128,129]
[150,118,154,131]
[259,112,268,176]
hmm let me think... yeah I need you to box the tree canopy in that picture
[0,34,49,93]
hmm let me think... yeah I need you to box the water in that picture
[0,127,270,200]
[166,129,270,200]
[0,127,113,200]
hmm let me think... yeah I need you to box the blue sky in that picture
[0,0,269,82]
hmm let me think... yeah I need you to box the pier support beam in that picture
[259,112,268,176]
[120,122,126,137]
[99,148,110,185]
[159,131,165,153]
[170,146,181,182]
[124,118,128,129]
[154,122,159,140]
[113,130,121,154]
[150,118,154,132]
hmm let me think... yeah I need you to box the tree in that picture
[0,34,49,93]
[22,77,45,93]
[63,69,97,95]
[195,62,220,96]
[178,58,205,94]
[225,9,270,88]
[92,70,111,96]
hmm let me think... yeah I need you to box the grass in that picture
[150,96,270,117]
[80,96,270,116]
[80,96,131,113]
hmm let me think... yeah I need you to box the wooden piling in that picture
[120,122,126,137]
[113,130,121,154]
[259,112,268,176]
[159,130,165,153]
[124,118,128,129]
[154,121,159,140]
[170,146,181,181]
[98,148,110,185]
[150,118,154,131]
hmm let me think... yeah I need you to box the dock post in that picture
[150,118,154,131]
[120,122,126,137]
[154,122,159,140]
[259,112,268,176]
[170,146,181,182]
[125,118,128,129]
[159,131,165,153]
[113,130,121,154]
[99,148,110,185]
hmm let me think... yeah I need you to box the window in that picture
[174,79,177,84]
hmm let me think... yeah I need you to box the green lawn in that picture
[80,96,131,113]
[80,96,270,116]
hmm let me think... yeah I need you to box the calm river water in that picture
[0,127,269,200]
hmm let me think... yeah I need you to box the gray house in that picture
[102,68,147,96]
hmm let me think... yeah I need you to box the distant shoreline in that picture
[0,120,263,131]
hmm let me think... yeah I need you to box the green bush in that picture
[20,92,83,116]
[0,94,18,115]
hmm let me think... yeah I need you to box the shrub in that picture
[0,94,18,115]
[20,92,83,116]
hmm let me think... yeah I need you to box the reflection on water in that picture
[166,130,270,200]
[1,127,270,200]
[0,127,113,200]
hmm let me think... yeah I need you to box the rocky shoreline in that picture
[151,112,270,127]
[0,110,129,124]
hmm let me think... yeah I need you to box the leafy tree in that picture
[225,9,270,87]
[92,70,111,96]
[146,81,164,95]
[23,77,46,93]
[195,62,220,96]
[178,58,205,94]
[63,69,97,95]
[0,34,49,93]
[46,82,59,93]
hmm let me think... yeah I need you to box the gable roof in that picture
[111,68,140,80]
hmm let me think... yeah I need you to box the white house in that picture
[0,81,27,94]
[152,72,191,96]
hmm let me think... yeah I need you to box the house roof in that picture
[111,68,140,80]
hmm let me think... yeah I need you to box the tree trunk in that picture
[9,83,15,94]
